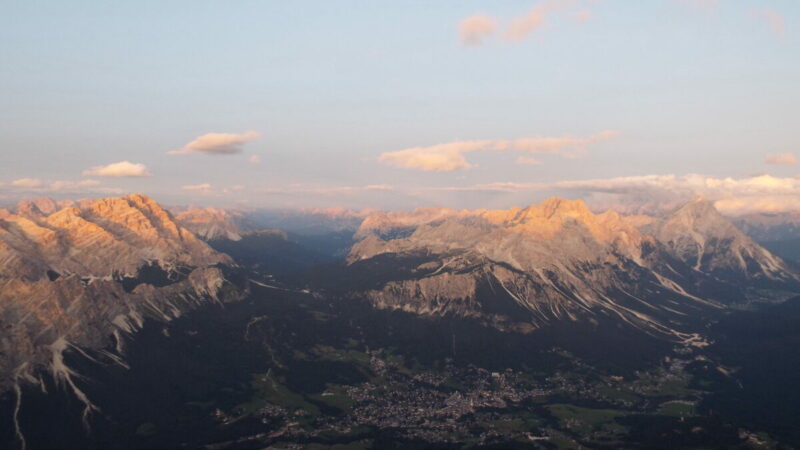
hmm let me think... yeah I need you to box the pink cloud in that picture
[506,1,571,42]
[82,161,151,177]
[378,131,618,171]
[764,153,796,165]
[169,131,260,155]
[459,15,499,46]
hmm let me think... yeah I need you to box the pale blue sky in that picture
[1,0,798,213]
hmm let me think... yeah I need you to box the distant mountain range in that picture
[3,194,800,448]
[346,197,798,336]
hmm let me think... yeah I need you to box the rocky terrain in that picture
[347,197,799,338]
[2,194,800,449]
[174,207,252,241]
[733,212,800,243]
[0,194,240,433]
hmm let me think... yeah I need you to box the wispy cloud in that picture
[378,130,618,171]
[82,161,152,177]
[48,180,102,191]
[459,15,499,46]
[548,173,800,215]
[169,131,260,155]
[458,1,592,46]
[426,174,800,215]
[5,178,115,194]
[751,8,786,36]
[252,184,395,196]
[182,183,213,191]
[765,153,796,165]
[11,178,43,188]
[506,0,572,42]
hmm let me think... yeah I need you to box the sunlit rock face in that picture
[175,206,250,241]
[349,197,800,337]
[643,198,794,285]
[0,194,238,393]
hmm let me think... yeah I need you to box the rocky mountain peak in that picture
[175,207,246,241]
[645,198,794,283]
[0,194,240,398]
[0,194,230,280]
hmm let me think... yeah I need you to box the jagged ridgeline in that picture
[345,197,800,337]
[0,194,243,432]
[1,194,800,449]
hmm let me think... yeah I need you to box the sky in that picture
[1,0,799,215]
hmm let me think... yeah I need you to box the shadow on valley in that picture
[697,296,800,446]
[0,278,680,450]
[3,259,799,448]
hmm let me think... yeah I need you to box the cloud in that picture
[459,15,499,46]
[182,183,213,191]
[459,1,593,46]
[378,130,618,171]
[248,155,262,164]
[550,173,800,215]
[364,184,394,191]
[48,180,102,191]
[751,8,786,36]
[5,178,116,195]
[765,153,796,165]
[506,1,571,42]
[82,161,151,177]
[169,131,260,155]
[11,178,43,188]
[428,174,800,215]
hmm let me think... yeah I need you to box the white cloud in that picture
[765,153,796,165]
[249,154,262,164]
[182,183,213,191]
[82,161,151,177]
[11,178,43,188]
[378,131,618,171]
[550,173,800,215]
[169,131,260,155]
[428,174,800,215]
[751,8,786,36]
[459,15,498,46]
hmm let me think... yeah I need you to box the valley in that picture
[0,195,799,449]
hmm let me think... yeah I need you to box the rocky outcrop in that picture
[643,198,795,285]
[0,195,240,404]
[0,194,229,281]
[348,197,800,338]
[175,207,249,241]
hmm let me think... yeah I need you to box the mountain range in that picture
[2,193,800,449]
[0,194,237,422]
[345,197,797,337]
